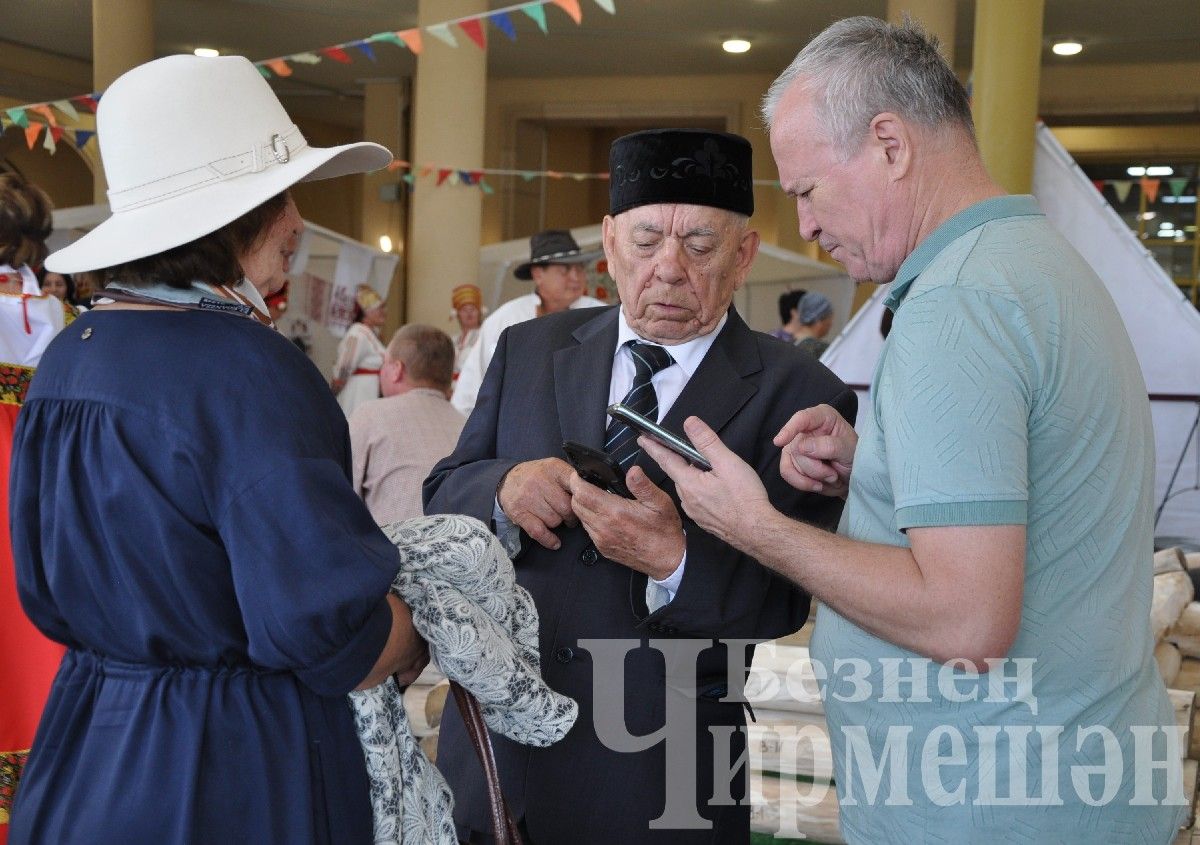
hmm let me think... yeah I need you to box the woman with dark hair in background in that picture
[7,55,427,844]
[0,171,67,845]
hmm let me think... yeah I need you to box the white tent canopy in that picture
[478,223,854,337]
[821,123,1200,545]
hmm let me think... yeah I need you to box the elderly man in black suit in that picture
[424,128,856,844]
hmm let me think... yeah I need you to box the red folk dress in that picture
[0,265,67,844]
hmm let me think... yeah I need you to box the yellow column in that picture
[407,0,486,328]
[92,0,155,202]
[887,0,956,65]
[361,79,407,336]
[971,0,1044,194]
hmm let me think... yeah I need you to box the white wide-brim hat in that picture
[47,54,392,273]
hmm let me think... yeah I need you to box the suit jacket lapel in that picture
[554,306,620,449]
[641,310,761,489]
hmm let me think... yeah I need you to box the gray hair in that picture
[761,16,973,155]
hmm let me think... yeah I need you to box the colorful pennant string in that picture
[1,0,611,159]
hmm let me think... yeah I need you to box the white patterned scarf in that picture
[349,514,578,844]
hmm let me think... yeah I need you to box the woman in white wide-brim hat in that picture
[7,55,427,845]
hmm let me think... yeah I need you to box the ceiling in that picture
[1,0,1197,126]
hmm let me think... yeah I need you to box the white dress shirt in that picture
[494,307,727,612]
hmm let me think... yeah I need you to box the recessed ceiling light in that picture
[379,235,393,253]
[1146,166,1174,177]
[194,48,220,58]
[1051,40,1083,56]
[1127,166,1147,177]
[722,38,752,54]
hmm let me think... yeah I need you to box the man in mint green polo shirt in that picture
[642,16,1187,844]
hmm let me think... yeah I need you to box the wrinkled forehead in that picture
[614,202,741,238]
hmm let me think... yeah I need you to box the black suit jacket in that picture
[424,305,856,844]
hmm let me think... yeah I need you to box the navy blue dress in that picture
[8,309,398,844]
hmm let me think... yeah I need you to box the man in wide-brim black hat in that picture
[427,128,856,844]
[450,228,603,415]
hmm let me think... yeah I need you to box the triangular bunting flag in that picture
[592,0,615,12]
[320,46,353,63]
[401,172,416,186]
[427,24,458,47]
[6,108,29,128]
[459,18,486,49]
[386,160,404,172]
[370,32,405,48]
[50,126,64,142]
[521,3,549,33]
[457,170,472,185]
[353,40,377,61]
[1111,180,1133,203]
[1141,177,1161,204]
[43,126,57,154]
[479,178,495,195]
[1168,178,1189,198]
[419,165,434,178]
[257,65,272,78]
[470,170,484,183]
[291,52,322,64]
[52,99,79,121]
[449,171,461,186]
[571,173,587,181]
[30,104,57,126]
[265,59,293,77]
[490,11,518,40]
[520,171,538,181]
[436,169,452,186]
[546,170,563,179]
[551,0,583,24]
[24,124,42,150]
[1092,179,1105,194]
[72,95,99,113]
[397,29,423,53]
[73,129,95,148]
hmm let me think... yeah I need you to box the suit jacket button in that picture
[580,547,598,566]
[555,647,574,663]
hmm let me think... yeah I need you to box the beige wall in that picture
[289,117,364,240]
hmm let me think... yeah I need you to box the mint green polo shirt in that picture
[811,196,1187,842]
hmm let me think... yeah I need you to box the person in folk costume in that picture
[0,172,71,844]
[332,283,388,418]
[450,283,483,384]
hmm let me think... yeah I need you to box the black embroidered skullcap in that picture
[609,129,754,218]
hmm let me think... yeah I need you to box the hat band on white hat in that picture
[107,124,307,214]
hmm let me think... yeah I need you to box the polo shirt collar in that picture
[884,194,1043,311]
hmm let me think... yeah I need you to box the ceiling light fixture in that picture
[1146,166,1175,177]
[1051,40,1083,56]
[193,47,220,58]
[722,38,752,54]
[379,235,393,253]
[1127,166,1147,177]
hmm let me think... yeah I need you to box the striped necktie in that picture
[605,340,674,470]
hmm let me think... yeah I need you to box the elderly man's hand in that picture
[773,404,857,498]
[498,458,577,550]
[639,418,772,550]
[568,467,684,580]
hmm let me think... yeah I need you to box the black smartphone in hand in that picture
[562,440,633,498]
[606,403,713,471]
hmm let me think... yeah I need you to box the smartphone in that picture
[606,403,713,471]
[562,440,633,498]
